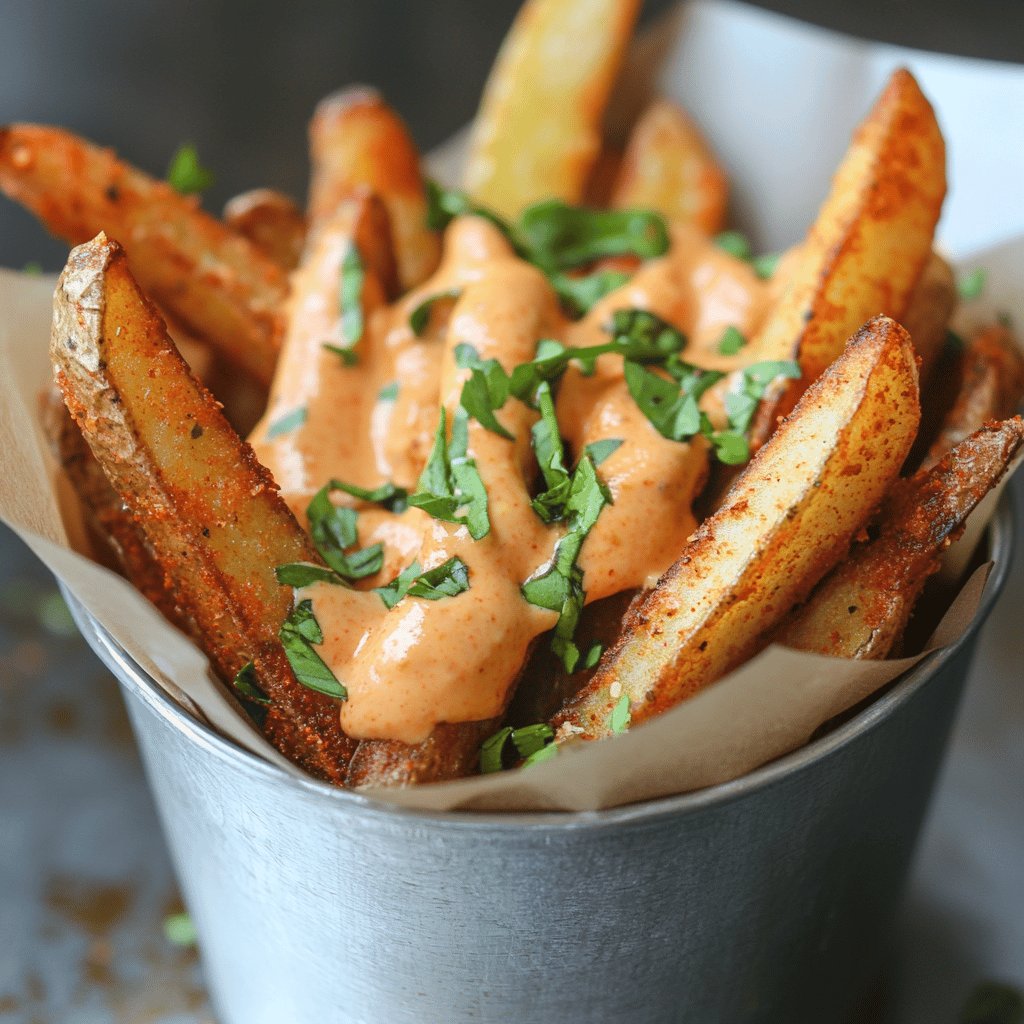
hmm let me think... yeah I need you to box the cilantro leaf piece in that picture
[624,361,702,442]
[480,726,513,773]
[322,478,408,513]
[518,200,668,272]
[166,143,215,195]
[266,406,307,439]
[407,556,470,600]
[454,343,513,439]
[409,288,463,335]
[609,692,631,734]
[725,359,801,436]
[331,241,365,364]
[373,560,422,609]
[424,180,516,241]
[378,381,399,401]
[232,661,271,705]
[708,431,750,466]
[305,482,391,582]
[274,562,351,588]
[718,326,747,355]
[584,438,623,467]
[522,742,559,767]
[714,230,752,262]
[752,251,781,279]
[550,269,630,317]
[407,408,491,539]
[279,600,347,699]
[529,382,573,523]
[510,723,555,760]
[583,643,604,669]
[958,268,987,301]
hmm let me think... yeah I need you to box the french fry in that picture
[922,323,1024,468]
[776,418,1024,659]
[463,0,642,219]
[51,234,358,782]
[610,98,728,235]
[747,69,945,446]
[223,188,307,271]
[555,316,920,741]
[0,124,287,385]
[901,251,957,383]
[308,87,438,291]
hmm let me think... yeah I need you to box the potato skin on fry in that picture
[611,98,728,235]
[555,315,920,741]
[223,188,307,271]
[463,0,642,218]
[901,251,957,384]
[749,69,945,445]
[51,235,356,782]
[0,124,287,385]
[308,86,438,291]
[776,418,1024,659]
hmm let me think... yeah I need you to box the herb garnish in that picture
[958,267,987,301]
[718,326,747,355]
[409,288,463,335]
[481,722,556,773]
[714,230,779,279]
[321,242,366,366]
[378,381,399,401]
[454,343,513,439]
[550,270,631,317]
[609,692,631,734]
[407,408,490,539]
[279,600,347,699]
[232,661,271,705]
[584,438,623,466]
[266,406,308,439]
[373,556,470,609]
[529,382,573,522]
[166,143,215,196]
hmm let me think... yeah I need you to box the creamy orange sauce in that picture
[250,216,775,744]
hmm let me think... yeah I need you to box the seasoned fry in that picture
[747,69,945,446]
[555,316,920,741]
[776,418,1024,659]
[902,251,957,382]
[610,98,728,235]
[0,124,287,385]
[223,188,306,271]
[51,234,357,782]
[923,323,1024,468]
[463,0,642,218]
[308,87,438,290]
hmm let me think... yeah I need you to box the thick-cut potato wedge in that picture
[902,251,956,382]
[463,0,642,219]
[0,124,287,385]
[308,87,438,291]
[610,98,728,235]
[776,418,1024,658]
[51,234,357,782]
[923,324,1024,469]
[223,188,307,271]
[556,316,920,741]
[747,69,945,445]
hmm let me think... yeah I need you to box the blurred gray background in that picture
[1,2,1022,1023]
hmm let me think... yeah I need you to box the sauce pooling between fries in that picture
[249,217,776,744]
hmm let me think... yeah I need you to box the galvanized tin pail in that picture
[65,496,1014,1024]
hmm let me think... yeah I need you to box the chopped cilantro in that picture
[374,557,470,609]
[609,692,631,734]
[958,268,987,301]
[522,741,558,767]
[583,643,604,669]
[329,242,365,364]
[480,722,556,773]
[378,381,399,401]
[409,288,462,335]
[232,661,270,706]
[279,600,347,699]
[266,406,307,439]
[718,326,747,355]
[274,562,348,588]
[480,726,513,773]
[752,251,781,279]
[584,438,623,467]
[407,408,490,539]
[166,143,215,196]
[304,481,394,583]
[454,343,513,439]
[550,269,631,317]
[714,230,752,262]
[529,382,573,523]
[373,560,422,609]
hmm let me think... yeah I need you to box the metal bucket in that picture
[65,496,1014,1024]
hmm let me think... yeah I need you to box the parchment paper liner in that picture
[2,0,1023,812]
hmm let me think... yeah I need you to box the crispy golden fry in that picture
[747,69,945,446]
[610,98,728,235]
[923,324,1024,469]
[0,124,287,385]
[776,418,1024,658]
[902,251,957,383]
[51,234,356,782]
[463,0,642,219]
[308,87,438,290]
[555,316,920,741]
[223,188,306,271]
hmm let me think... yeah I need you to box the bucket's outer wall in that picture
[88,617,978,1024]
